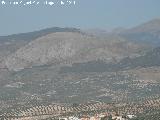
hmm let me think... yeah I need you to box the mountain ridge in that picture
[0,31,144,71]
[0,27,80,42]
[1,19,160,71]
[118,19,160,46]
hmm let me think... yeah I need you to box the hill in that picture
[119,19,160,46]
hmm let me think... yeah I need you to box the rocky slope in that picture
[0,32,143,71]
[60,47,160,73]
[0,27,80,65]
[119,19,160,46]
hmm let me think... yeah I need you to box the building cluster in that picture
[58,112,136,120]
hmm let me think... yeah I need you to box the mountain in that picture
[1,19,159,73]
[0,27,80,63]
[125,19,160,33]
[2,21,157,71]
[0,31,143,71]
[0,27,80,42]
[119,19,160,46]
[60,47,160,73]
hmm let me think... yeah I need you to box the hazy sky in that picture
[0,0,160,35]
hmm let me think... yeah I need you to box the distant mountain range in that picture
[0,30,146,71]
[1,19,160,71]
[119,19,160,46]
[84,19,160,46]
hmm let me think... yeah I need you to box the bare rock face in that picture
[0,32,143,71]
